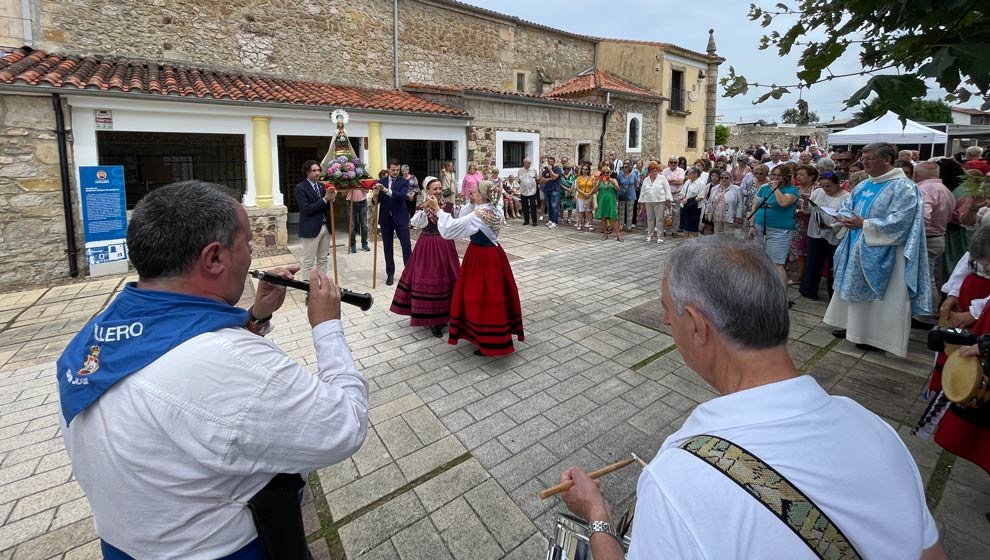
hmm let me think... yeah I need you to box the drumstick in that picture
[631,452,647,467]
[539,457,635,500]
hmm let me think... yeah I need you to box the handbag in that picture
[681,435,863,559]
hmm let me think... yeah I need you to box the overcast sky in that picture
[463,0,976,123]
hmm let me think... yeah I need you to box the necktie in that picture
[312,182,320,196]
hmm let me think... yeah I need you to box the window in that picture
[670,69,686,112]
[687,130,697,150]
[626,112,643,153]
[503,141,527,168]
[97,131,246,208]
[578,143,591,164]
[515,72,527,93]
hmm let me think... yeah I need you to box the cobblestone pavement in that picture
[1,221,988,559]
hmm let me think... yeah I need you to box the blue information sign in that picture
[79,166,129,269]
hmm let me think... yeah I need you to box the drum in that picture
[545,513,631,560]
[942,350,990,408]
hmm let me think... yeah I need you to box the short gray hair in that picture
[862,142,897,164]
[127,181,242,280]
[816,158,836,172]
[970,226,990,261]
[663,236,789,349]
[967,146,984,158]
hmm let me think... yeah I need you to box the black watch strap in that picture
[249,308,272,324]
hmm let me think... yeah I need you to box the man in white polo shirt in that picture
[558,236,946,560]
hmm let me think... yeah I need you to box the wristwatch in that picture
[588,520,620,542]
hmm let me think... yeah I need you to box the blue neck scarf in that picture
[56,283,249,425]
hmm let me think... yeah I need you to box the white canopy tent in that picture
[827,110,947,146]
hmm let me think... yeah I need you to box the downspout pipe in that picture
[393,0,399,89]
[52,93,79,277]
[598,91,611,163]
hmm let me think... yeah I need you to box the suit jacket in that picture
[294,179,329,238]
[377,176,410,227]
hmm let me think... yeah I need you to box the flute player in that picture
[56,180,368,558]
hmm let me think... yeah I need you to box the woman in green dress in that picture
[560,160,577,224]
[596,165,622,241]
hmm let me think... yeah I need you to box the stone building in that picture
[0,0,722,290]
[727,123,829,152]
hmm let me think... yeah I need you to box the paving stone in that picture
[428,387,484,418]
[465,479,537,551]
[497,415,559,454]
[338,491,425,558]
[491,444,558,492]
[8,480,84,522]
[508,477,559,520]
[0,465,72,505]
[474,371,524,397]
[503,532,550,560]
[369,393,425,425]
[354,539,400,560]
[401,405,449,446]
[413,458,490,512]
[0,509,55,550]
[471,439,513,470]
[352,428,394,476]
[377,417,423,460]
[368,382,414,410]
[327,463,407,520]
[439,410,474,433]
[504,392,559,423]
[7,518,94,560]
[61,539,101,560]
[465,389,521,421]
[396,435,467,481]
[454,412,516,450]
[316,458,359,495]
[391,517,451,560]
[431,497,503,560]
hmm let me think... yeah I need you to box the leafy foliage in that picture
[723,2,990,119]
[715,124,731,146]
[853,98,953,124]
[781,107,820,125]
[961,172,990,198]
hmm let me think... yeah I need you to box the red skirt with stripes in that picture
[390,233,460,326]
[448,242,524,356]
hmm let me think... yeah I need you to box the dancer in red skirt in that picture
[914,227,990,475]
[390,177,461,337]
[425,180,524,356]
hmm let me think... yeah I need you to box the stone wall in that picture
[728,125,829,151]
[464,98,603,169]
[603,98,661,165]
[246,205,287,256]
[35,0,595,94]
[0,94,84,290]
[36,0,397,87]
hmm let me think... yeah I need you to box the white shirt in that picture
[639,174,673,203]
[437,203,501,244]
[517,167,538,196]
[942,251,990,319]
[806,187,850,244]
[63,320,369,559]
[628,376,937,560]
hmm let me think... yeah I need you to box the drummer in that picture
[914,226,990,475]
[558,236,945,559]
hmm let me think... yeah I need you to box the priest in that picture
[825,142,932,356]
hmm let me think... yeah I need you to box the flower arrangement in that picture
[322,155,372,189]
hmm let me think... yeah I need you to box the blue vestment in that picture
[832,169,932,315]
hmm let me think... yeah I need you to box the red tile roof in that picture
[952,107,990,116]
[403,82,611,110]
[0,47,467,116]
[544,70,662,100]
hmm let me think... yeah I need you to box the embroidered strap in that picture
[681,435,862,560]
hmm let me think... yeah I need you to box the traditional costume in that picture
[390,177,460,334]
[824,168,932,356]
[437,181,524,356]
[913,264,990,474]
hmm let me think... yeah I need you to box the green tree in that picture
[854,98,953,123]
[715,124,731,146]
[721,2,990,118]
[781,108,820,125]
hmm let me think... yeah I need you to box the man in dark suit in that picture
[375,159,412,285]
[294,160,336,279]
